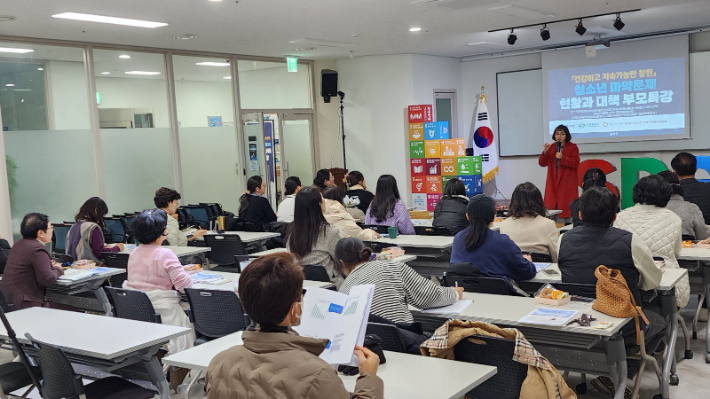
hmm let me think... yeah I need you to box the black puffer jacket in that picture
[432,196,469,235]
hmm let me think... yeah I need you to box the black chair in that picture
[104,287,162,323]
[366,322,407,353]
[0,288,12,313]
[200,203,223,218]
[26,333,155,399]
[454,334,528,399]
[102,252,130,288]
[302,265,331,283]
[204,235,246,269]
[52,253,74,265]
[176,208,190,229]
[184,206,212,229]
[104,218,127,244]
[359,224,391,234]
[51,224,72,254]
[682,234,696,241]
[522,251,553,263]
[414,226,452,236]
[443,274,511,296]
[185,288,247,344]
[0,300,41,399]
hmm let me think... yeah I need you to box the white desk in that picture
[0,307,190,399]
[122,245,210,258]
[366,235,453,249]
[412,292,631,399]
[196,231,279,243]
[247,247,418,264]
[528,263,687,291]
[411,218,433,227]
[163,331,497,399]
[190,270,335,291]
[547,209,563,218]
[677,246,710,261]
[558,224,573,233]
[47,268,126,315]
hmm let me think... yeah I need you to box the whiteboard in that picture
[497,69,543,156]
[495,51,710,156]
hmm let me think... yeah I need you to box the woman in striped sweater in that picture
[336,237,462,324]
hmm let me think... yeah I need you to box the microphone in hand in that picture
[556,141,562,153]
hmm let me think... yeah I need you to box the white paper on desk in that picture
[518,308,578,327]
[420,299,473,314]
[190,272,223,283]
[58,269,94,281]
[534,263,552,272]
[293,284,374,366]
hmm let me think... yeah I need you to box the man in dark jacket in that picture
[1,213,64,310]
[672,152,710,224]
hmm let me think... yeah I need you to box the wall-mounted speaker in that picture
[321,69,338,103]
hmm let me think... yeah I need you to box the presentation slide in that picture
[547,57,687,142]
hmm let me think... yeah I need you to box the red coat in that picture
[538,142,580,219]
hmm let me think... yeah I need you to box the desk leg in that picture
[705,282,710,363]
[144,356,170,399]
[662,304,678,399]
[611,360,628,399]
[93,286,111,316]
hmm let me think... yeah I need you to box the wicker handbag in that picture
[592,265,649,344]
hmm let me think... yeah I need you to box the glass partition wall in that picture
[0,39,315,239]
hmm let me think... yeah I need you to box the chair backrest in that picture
[0,287,13,313]
[102,252,131,287]
[204,235,246,266]
[366,322,407,353]
[185,206,212,229]
[104,287,162,323]
[522,251,553,263]
[454,334,527,399]
[443,274,511,296]
[414,226,452,236]
[550,282,597,299]
[104,218,127,244]
[51,224,72,254]
[302,264,331,283]
[200,203,223,218]
[26,333,85,399]
[359,224,391,234]
[185,288,247,339]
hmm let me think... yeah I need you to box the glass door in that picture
[434,90,458,138]
[279,114,315,202]
[242,112,279,208]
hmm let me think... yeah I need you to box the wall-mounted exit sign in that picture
[287,57,298,73]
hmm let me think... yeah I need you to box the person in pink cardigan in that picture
[125,209,194,354]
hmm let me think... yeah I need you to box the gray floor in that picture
[7,298,710,399]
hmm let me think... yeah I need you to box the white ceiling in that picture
[0,0,709,60]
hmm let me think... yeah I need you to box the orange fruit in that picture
[551,290,565,300]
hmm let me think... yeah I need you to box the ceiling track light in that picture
[540,24,550,41]
[507,29,517,45]
[576,19,587,36]
[613,13,625,31]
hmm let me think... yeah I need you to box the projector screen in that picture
[542,35,689,144]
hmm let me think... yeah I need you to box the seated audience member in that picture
[672,151,710,224]
[323,187,379,240]
[239,175,277,231]
[277,176,302,223]
[285,187,344,286]
[206,253,383,399]
[449,194,536,287]
[154,187,206,246]
[337,237,461,324]
[432,178,469,235]
[499,182,558,261]
[66,197,123,264]
[659,170,710,240]
[0,235,11,274]
[313,168,336,192]
[346,171,375,214]
[1,213,63,309]
[557,187,666,395]
[125,209,194,353]
[569,168,607,227]
[614,175,689,307]
[365,175,415,235]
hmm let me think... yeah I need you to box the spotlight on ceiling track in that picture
[613,13,625,31]
[507,29,517,45]
[576,19,587,36]
[540,24,550,41]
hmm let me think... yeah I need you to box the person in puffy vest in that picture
[557,186,666,397]
[432,178,469,235]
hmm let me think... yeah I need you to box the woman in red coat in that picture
[538,125,580,220]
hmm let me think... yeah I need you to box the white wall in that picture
[412,55,463,138]
[337,55,415,202]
